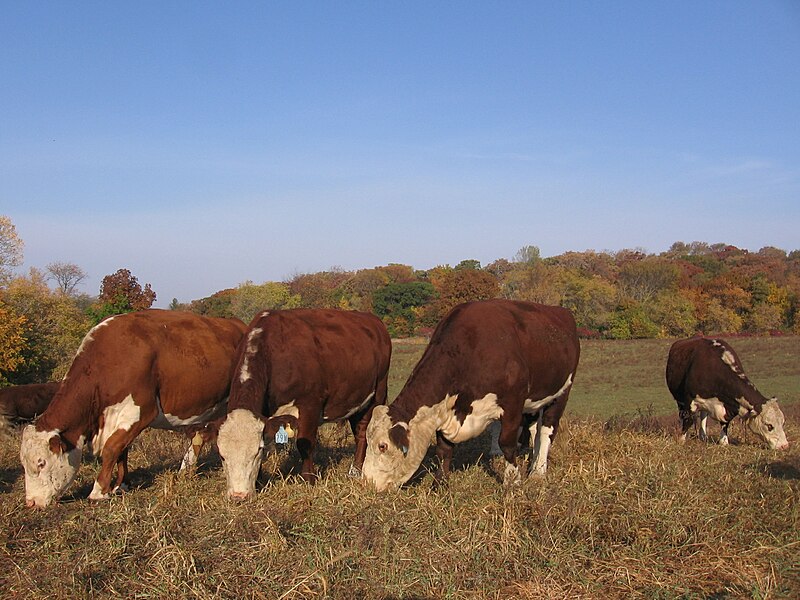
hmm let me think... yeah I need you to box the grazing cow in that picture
[363,299,580,492]
[215,309,391,499]
[19,310,247,508]
[0,382,60,431]
[666,337,789,450]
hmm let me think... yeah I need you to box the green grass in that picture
[1,336,799,599]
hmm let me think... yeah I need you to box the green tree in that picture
[230,281,301,324]
[373,282,436,336]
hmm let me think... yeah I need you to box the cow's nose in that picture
[777,441,789,450]
[229,491,250,502]
[25,499,37,509]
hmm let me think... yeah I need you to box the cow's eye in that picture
[378,442,388,453]
[766,424,774,432]
[37,458,46,470]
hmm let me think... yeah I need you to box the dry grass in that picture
[1,337,799,599]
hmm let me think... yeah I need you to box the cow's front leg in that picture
[433,432,454,488]
[697,411,709,442]
[499,418,523,486]
[530,410,556,478]
[295,411,320,483]
[90,423,148,500]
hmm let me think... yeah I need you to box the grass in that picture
[1,336,799,599]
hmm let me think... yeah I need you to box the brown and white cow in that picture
[19,309,247,507]
[0,382,60,432]
[215,309,391,499]
[363,299,580,492]
[666,336,789,449]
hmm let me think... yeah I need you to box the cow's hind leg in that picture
[295,408,320,483]
[678,408,693,443]
[719,421,730,445]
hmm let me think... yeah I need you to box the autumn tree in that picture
[2,269,91,383]
[0,300,27,385]
[189,289,236,318]
[89,268,156,323]
[46,261,87,295]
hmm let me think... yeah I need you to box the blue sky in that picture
[3,2,799,306]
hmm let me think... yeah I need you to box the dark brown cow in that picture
[0,382,60,430]
[215,308,391,499]
[363,299,580,491]
[666,336,789,449]
[20,310,247,507]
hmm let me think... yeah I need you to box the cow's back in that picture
[256,309,391,413]
[41,310,247,428]
[417,299,579,401]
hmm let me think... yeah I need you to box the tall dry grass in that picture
[1,337,798,599]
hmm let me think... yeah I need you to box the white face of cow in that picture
[363,404,434,492]
[747,399,789,450]
[216,409,266,499]
[20,426,83,508]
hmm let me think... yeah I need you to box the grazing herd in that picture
[3,299,791,508]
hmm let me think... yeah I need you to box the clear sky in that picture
[3,2,799,306]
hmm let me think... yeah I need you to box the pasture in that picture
[1,336,799,599]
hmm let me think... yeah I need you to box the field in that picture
[1,337,799,599]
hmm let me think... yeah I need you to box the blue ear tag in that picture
[275,425,289,444]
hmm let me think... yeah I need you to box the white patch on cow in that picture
[273,401,299,419]
[711,340,722,347]
[523,373,574,413]
[179,444,198,471]
[720,349,747,380]
[216,409,267,499]
[259,311,270,319]
[440,393,503,443]
[238,327,263,384]
[20,426,83,507]
[746,399,789,450]
[338,391,375,421]
[88,479,110,501]
[531,423,554,476]
[74,317,116,359]
[690,396,727,423]
[92,395,141,457]
[150,397,227,429]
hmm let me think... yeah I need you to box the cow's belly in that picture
[150,398,227,430]
[689,396,728,422]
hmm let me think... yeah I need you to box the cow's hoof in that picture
[347,464,362,478]
[88,481,111,501]
[503,463,522,487]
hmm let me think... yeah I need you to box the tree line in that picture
[1,215,799,386]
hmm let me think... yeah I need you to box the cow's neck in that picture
[35,385,95,448]
[388,348,456,424]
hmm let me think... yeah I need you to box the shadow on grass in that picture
[761,460,800,480]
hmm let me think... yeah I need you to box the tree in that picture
[46,261,87,295]
[618,258,679,303]
[229,281,301,324]
[455,259,481,270]
[0,216,24,286]
[88,268,156,323]
[428,268,500,322]
[513,245,541,265]
[372,282,436,337]
[2,269,91,383]
[0,300,27,384]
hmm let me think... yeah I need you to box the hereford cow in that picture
[215,309,391,499]
[666,337,789,449]
[20,310,247,508]
[363,299,580,492]
[0,382,60,431]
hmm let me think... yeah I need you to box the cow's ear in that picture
[48,434,67,455]
[200,417,225,444]
[389,423,410,456]
[262,415,299,439]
